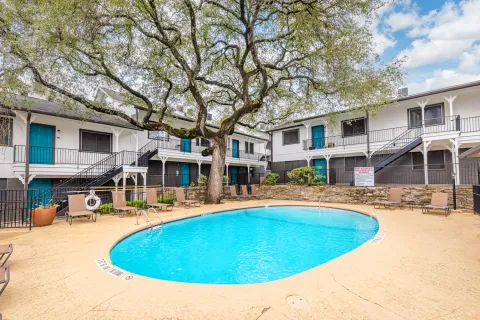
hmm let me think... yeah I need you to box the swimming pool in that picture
[110,206,378,284]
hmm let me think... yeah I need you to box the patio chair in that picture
[111,191,137,218]
[0,266,10,296]
[373,188,403,210]
[0,244,13,267]
[146,188,173,211]
[66,194,97,225]
[175,188,201,208]
[422,193,451,216]
[228,186,248,200]
[240,185,253,199]
[250,185,266,200]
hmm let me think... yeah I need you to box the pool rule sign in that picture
[354,167,375,187]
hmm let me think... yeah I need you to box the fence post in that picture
[452,173,457,210]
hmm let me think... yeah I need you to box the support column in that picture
[160,156,168,191]
[323,154,332,185]
[112,129,122,153]
[305,155,313,167]
[449,138,460,185]
[112,174,122,191]
[444,95,457,116]
[417,99,430,131]
[196,159,203,182]
[140,172,147,196]
[303,121,312,149]
[423,141,431,186]
[225,161,230,186]
[123,172,128,193]
[131,132,139,166]
[131,173,138,200]
[247,164,251,184]
[263,141,268,162]
[16,174,36,188]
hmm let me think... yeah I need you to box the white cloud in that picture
[392,0,480,69]
[406,69,480,94]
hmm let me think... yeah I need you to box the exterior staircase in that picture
[350,127,423,185]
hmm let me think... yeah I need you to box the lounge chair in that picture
[146,188,173,211]
[228,186,248,200]
[66,194,97,225]
[422,193,451,216]
[250,185,266,200]
[111,191,137,218]
[240,185,254,199]
[0,266,10,296]
[374,188,403,210]
[175,188,201,208]
[0,244,12,267]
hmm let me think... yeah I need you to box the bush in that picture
[201,147,214,157]
[126,199,146,209]
[158,195,176,204]
[198,174,207,186]
[96,203,113,214]
[287,166,325,185]
[265,173,279,185]
[223,175,229,184]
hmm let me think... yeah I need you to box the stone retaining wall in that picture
[258,185,474,211]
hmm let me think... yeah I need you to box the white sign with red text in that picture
[354,167,375,187]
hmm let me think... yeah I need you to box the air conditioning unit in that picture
[398,87,408,97]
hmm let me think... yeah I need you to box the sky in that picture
[374,0,480,94]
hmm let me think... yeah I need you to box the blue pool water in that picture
[110,206,378,284]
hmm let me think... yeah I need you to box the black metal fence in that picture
[271,161,480,186]
[148,173,265,187]
[0,189,38,229]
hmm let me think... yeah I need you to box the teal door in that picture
[313,159,327,184]
[181,138,191,153]
[231,166,238,185]
[180,163,190,186]
[311,125,324,149]
[29,178,52,207]
[232,139,239,158]
[30,124,55,164]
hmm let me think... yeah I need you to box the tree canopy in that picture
[0,0,403,138]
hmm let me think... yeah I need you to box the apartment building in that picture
[0,89,269,196]
[269,81,480,186]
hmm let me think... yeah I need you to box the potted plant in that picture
[30,202,59,227]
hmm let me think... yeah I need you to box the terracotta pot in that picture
[30,208,56,227]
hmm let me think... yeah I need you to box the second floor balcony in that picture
[302,115,478,151]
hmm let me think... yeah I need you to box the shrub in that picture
[126,199,146,209]
[198,174,207,186]
[287,166,325,185]
[201,147,214,157]
[96,203,113,214]
[158,195,176,204]
[223,175,229,184]
[265,173,279,185]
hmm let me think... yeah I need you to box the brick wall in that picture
[258,184,473,211]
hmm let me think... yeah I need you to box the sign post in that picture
[354,167,375,187]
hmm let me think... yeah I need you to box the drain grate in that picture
[286,295,308,309]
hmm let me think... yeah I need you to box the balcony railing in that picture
[13,146,148,167]
[147,137,266,161]
[302,115,468,151]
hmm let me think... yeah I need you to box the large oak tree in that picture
[0,0,403,203]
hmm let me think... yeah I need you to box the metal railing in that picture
[420,115,460,134]
[0,189,38,229]
[148,173,265,187]
[460,116,480,133]
[13,145,112,165]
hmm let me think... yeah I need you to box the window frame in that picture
[282,129,300,146]
[196,138,210,147]
[79,129,112,154]
[408,103,445,128]
[0,117,13,147]
[148,130,170,141]
[249,142,255,154]
[341,117,366,138]
[411,150,446,171]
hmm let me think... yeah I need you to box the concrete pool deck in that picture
[1,200,480,320]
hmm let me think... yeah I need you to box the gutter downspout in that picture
[25,111,31,229]
[366,111,371,166]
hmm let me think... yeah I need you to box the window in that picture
[0,117,13,147]
[282,129,299,145]
[412,150,445,170]
[80,130,112,153]
[196,138,210,147]
[342,118,366,137]
[148,130,169,141]
[408,103,444,128]
[345,156,366,171]
[244,142,255,154]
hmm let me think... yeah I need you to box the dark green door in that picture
[311,125,324,149]
[180,163,190,186]
[181,138,191,152]
[29,178,52,207]
[313,159,327,184]
[232,139,239,158]
[231,166,238,185]
[30,124,55,164]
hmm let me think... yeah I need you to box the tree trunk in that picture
[204,136,227,204]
